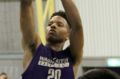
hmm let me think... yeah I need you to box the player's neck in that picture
[46,42,65,52]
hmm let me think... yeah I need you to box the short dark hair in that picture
[78,69,120,79]
[0,72,7,76]
[50,10,71,28]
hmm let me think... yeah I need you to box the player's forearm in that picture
[61,0,84,62]
[20,0,36,44]
[61,0,82,28]
[21,0,32,5]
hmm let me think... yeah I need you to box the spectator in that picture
[78,69,120,79]
[0,72,8,79]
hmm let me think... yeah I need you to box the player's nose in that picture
[51,23,57,29]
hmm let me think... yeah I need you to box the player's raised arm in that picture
[20,0,41,69]
[61,0,84,63]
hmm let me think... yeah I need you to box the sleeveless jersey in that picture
[22,44,75,79]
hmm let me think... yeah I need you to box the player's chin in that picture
[46,36,63,43]
[46,34,54,39]
[46,35,55,41]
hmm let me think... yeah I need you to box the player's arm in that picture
[20,0,41,68]
[61,0,84,64]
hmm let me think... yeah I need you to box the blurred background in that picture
[0,0,120,79]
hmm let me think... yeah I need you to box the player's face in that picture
[46,16,70,43]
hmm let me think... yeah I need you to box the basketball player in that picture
[20,0,84,79]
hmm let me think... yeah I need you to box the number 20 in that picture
[47,69,61,79]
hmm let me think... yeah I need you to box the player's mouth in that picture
[49,29,56,34]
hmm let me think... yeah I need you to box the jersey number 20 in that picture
[47,69,61,79]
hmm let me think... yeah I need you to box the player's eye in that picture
[57,22,63,27]
[48,22,52,26]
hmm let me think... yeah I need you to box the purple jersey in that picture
[22,44,75,79]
